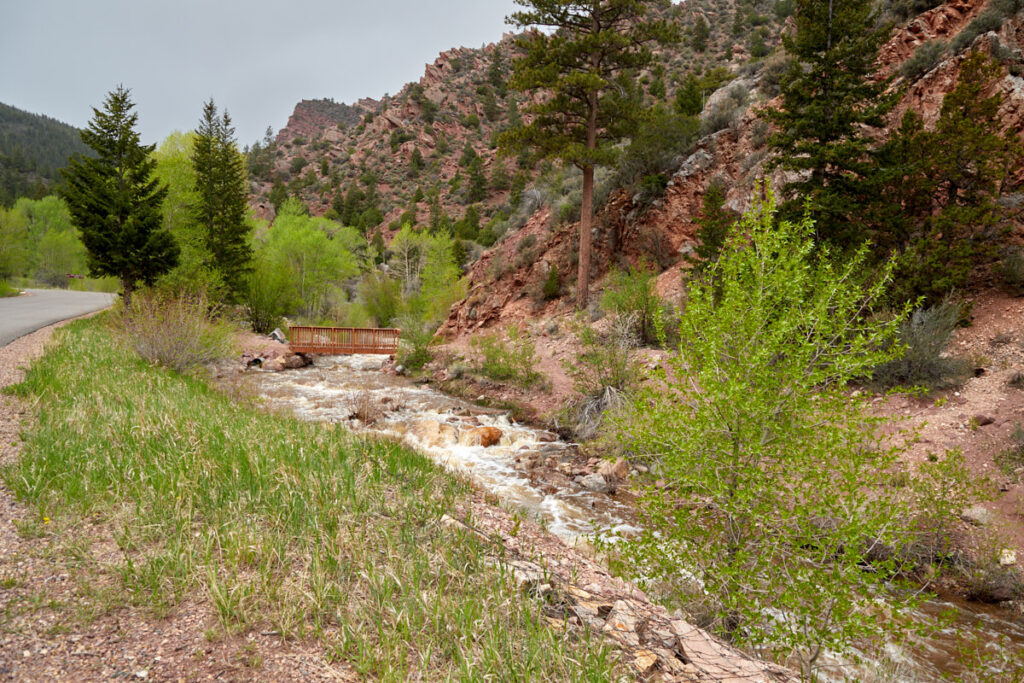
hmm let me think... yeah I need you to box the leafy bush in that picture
[558,317,639,440]
[871,298,972,391]
[0,280,18,297]
[612,191,931,677]
[471,325,541,387]
[950,9,1006,53]
[600,259,664,346]
[118,289,236,372]
[542,264,560,300]
[395,312,435,371]
[901,40,947,80]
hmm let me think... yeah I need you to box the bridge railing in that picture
[288,326,401,355]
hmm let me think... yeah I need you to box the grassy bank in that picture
[3,317,619,681]
[0,280,18,297]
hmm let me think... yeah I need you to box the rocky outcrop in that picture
[275,99,368,146]
[878,0,986,74]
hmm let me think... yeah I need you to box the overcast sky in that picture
[1,0,519,146]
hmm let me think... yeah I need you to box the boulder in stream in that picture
[576,473,610,493]
[459,426,503,448]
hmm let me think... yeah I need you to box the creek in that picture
[236,354,1024,682]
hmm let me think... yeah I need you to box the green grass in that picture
[0,280,19,297]
[4,317,620,681]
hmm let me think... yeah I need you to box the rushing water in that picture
[238,354,640,543]
[236,355,1024,681]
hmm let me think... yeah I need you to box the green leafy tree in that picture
[61,86,178,305]
[192,99,252,301]
[764,0,892,246]
[613,191,928,677]
[501,0,679,308]
[261,212,358,319]
[152,131,226,297]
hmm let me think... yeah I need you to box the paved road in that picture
[0,289,116,347]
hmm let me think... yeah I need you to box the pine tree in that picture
[192,99,252,300]
[764,0,893,246]
[61,86,178,306]
[501,0,678,308]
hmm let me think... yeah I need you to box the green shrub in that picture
[395,313,435,371]
[871,298,973,392]
[901,40,947,80]
[601,259,663,346]
[542,264,560,300]
[0,280,18,297]
[558,318,639,440]
[471,326,541,387]
[119,289,236,372]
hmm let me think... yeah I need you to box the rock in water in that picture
[576,473,609,493]
[458,426,503,447]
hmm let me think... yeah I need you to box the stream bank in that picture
[228,347,1024,681]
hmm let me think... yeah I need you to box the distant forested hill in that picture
[0,102,90,206]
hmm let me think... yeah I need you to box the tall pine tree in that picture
[764,0,893,246]
[62,86,178,306]
[500,0,678,308]
[192,99,252,300]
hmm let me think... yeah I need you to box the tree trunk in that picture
[578,164,594,309]
[121,277,133,310]
[578,92,598,309]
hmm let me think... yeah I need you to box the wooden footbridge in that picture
[288,326,401,355]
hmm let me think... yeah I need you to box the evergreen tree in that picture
[501,0,678,307]
[674,73,703,116]
[764,0,893,246]
[61,86,178,306]
[691,15,710,52]
[192,99,252,300]
[690,181,738,271]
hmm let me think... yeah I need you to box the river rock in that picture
[412,420,458,448]
[459,426,503,447]
[598,458,630,481]
[576,473,610,493]
[263,353,311,372]
[270,328,287,344]
[961,504,994,527]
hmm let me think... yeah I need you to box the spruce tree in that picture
[764,0,893,247]
[192,99,252,300]
[61,86,178,306]
[501,0,678,308]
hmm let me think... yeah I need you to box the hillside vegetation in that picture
[0,102,89,207]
